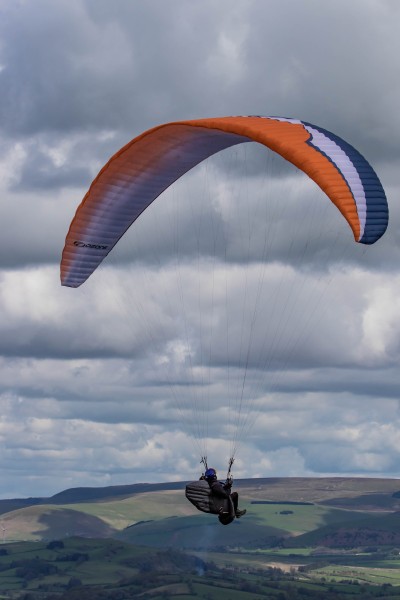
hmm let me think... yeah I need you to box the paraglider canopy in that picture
[61,116,388,288]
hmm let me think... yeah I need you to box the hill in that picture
[1,477,400,549]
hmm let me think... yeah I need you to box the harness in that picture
[185,456,235,518]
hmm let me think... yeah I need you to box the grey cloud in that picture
[14,141,91,191]
[1,0,398,161]
[0,0,248,136]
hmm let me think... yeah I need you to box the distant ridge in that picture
[0,477,281,515]
[0,477,283,515]
[0,481,187,515]
[49,480,187,503]
[49,477,282,503]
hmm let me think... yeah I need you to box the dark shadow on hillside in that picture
[285,511,400,549]
[33,509,116,540]
[320,493,400,511]
[118,514,288,550]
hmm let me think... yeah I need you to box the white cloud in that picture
[362,279,400,362]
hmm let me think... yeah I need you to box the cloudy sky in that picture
[1,0,400,498]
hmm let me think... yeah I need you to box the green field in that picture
[58,489,195,527]
[247,501,366,533]
[2,538,400,599]
[312,564,400,585]
[0,538,141,590]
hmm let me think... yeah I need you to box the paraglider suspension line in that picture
[200,456,208,472]
[226,457,235,480]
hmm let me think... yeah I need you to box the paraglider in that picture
[61,116,388,524]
